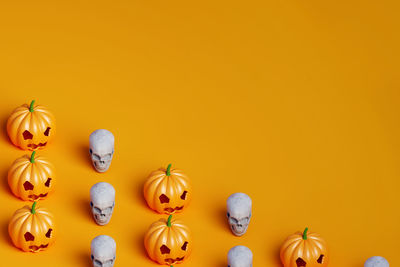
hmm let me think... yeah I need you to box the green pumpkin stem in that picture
[167,215,172,227]
[166,164,172,176]
[31,201,37,214]
[30,151,36,163]
[29,100,35,112]
[302,227,309,240]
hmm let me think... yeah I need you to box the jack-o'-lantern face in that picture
[9,202,56,252]
[280,228,329,267]
[7,100,56,151]
[144,164,192,214]
[8,151,55,201]
[144,215,192,265]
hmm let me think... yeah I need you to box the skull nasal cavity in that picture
[23,130,33,140]
[24,232,35,241]
[45,228,52,238]
[180,191,187,200]
[160,245,170,254]
[45,178,51,187]
[296,257,307,267]
[159,194,170,204]
[181,241,188,251]
[44,127,51,136]
[317,255,324,264]
[23,181,34,191]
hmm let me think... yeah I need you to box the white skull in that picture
[364,256,389,267]
[228,246,253,267]
[227,193,252,236]
[91,235,116,267]
[89,129,115,172]
[90,182,115,226]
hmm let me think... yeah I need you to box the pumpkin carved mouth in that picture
[27,142,47,149]
[28,193,48,200]
[164,206,184,213]
[165,257,185,264]
[29,243,49,252]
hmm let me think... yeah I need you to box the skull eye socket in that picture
[89,149,93,154]
[91,255,94,260]
[180,191,187,200]
[317,254,324,264]
[90,201,93,207]
[44,127,51,136]
[296,257,307,267]
[181,241,188,251]
[159,194,170,204]
[24,232,35,241]
[94,207,101,213]
[160,245,170,254]
[45,228,52,238]
[23,130,33,140]
[227,212,230,218]
[23,181,34,191]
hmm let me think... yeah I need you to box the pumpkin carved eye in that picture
[317,254,324,264]
[22,130,33,140]
[45,178,51,187]
[159,194,170,204]
[45,229,53,238]
[44,127,50,136]
[24,232,35,241]
[181,241,188,251]
[23,181,34,191]
[296,257,306,267]
[160,245,170,254]
[180,191,187,200]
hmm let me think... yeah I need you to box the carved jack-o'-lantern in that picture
[7,100,56,150]
[144,215,192,265]
[143,164,192,214]
[280,228,329,267]
[8,151,55,201]
[9,202,56,252]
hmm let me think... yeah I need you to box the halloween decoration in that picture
[144,215,192,265]
[7,100,56,150]
[8,151,55,201]
[228,246,253,267]
[9,202,56,252]
[90,182,115,225]
[91,235,116,267]
[143,164,192,214]
[280,227,329,267]
[89,129,114,172]
[364,256,389,267]
[227,193,252,236]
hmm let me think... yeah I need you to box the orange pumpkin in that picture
[7,100,56,150]
[144,215,192,266]
[143,164,192,214]
[8,151,55,201]
[280,227,329,267]
[9,202,56,252]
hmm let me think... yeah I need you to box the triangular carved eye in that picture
[159,194,170,204]
[45,178,51,187]
[24,232,35,241]
[160,245,170,254]
[296,257,306,267]
[44,127,51,136]
[45,229,53,238]
[181,241,188,251]
[317,254,324,264]
[180,191,187,200]
[23,130,33,140]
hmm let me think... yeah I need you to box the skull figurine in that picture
[364,256,389,267]
[90,182,115,226]
[227,193,252,236]
[91,235,116,267]
[89,129,115,173]
[228,246,253,267]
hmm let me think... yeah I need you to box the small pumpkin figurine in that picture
[144,215,192,265]
[9,202,56,252]
[7,100,56,150]
[143,164,192,214]
[8,151,55,201]
[280,227,329,267]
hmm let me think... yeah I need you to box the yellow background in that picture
[0,0,399,266]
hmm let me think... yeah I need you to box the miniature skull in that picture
[90,182,115,226]
[228,245,253,267]
[91,235,116,267]
[364,256,389,267]
[89,129,115,172]
[227,193,252,236]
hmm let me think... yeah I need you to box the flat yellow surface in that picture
[0,1,399,266]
